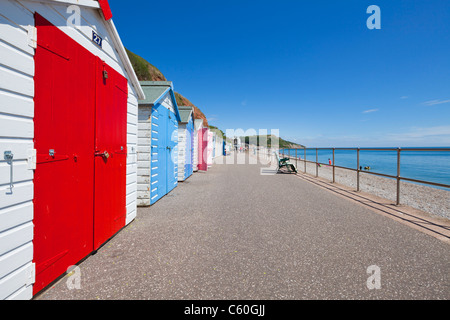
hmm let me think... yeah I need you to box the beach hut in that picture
[193,119,203,171]
[197,128,209,171]
[206,128,224,166]
[212,133,216,159]
[137,81,181,206]
[177,106,195,181]
[214,132,224,159]
[207,131,214,168]
[0,0,145,299]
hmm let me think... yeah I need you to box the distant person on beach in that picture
[328,158,332,165]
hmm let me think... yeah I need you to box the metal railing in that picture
[279,147,450,205]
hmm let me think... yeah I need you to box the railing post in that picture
[315,148,318,177]
[332,148,335,183]
[357,148,360,192]
[396,147,401,205]
[295,148,298,169]
[304,148,306,173]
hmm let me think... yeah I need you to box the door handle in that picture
[95,150,110,159]
[4,151,13,191]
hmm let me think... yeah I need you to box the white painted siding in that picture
[126,94,138,224]
[193,120,202,171]
[192,130,199,172]
[0,0,36,300]
[177,124,187,181]
[137,106,151,206]
[214,133,223,159]
[160,92,175,114]
[207,131,214,167]
[0,0,140,299]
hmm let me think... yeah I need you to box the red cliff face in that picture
[126,48,209,128]
[174,92,208,127]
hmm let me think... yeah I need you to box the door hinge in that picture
[27,25,37,49]
[27,149,36,170]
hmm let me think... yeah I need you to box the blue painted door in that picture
[150,104,166,204]
[150,104,179,204]
[190,119,194,175]
[184,119,194,179]
[167,109,178,193]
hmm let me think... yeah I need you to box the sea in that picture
[279,148,450,191]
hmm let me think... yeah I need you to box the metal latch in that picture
[4,151,14,191]
[95,150,110,159]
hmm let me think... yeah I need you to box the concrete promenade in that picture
[37,153,450,300]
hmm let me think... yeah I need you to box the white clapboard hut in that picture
[193,119,204,172]
[0,0,144,299]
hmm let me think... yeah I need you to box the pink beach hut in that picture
[207,130,214,168]
[198,127,209,171]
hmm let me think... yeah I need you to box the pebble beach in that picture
[292,160,450,220]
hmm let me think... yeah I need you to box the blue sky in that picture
[110,0,450,147]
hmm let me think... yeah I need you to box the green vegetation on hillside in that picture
[175,93,208,127]
[125,48,166,81]
[240,135,304,148]
[209,125,226,140]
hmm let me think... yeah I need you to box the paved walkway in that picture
[37,154,449,299]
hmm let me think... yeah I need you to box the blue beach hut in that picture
[137,81,181,206]
[177,106,195,181]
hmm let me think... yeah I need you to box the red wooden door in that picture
[93,58,128,249]
[33,13,96,294]
[33,14,128,294]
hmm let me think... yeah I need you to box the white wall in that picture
[0,0,37,300]
[160,93,175,114]
[0,0,139,299]
[137,106,151,206]
[177,124,187,181]
[193,120,202,171]
[214,134,223,159]
[207,131,214,167]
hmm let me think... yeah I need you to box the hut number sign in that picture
[66,6,103,48]
[92,31,103,48]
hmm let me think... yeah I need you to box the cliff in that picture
[126,48,207,127]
